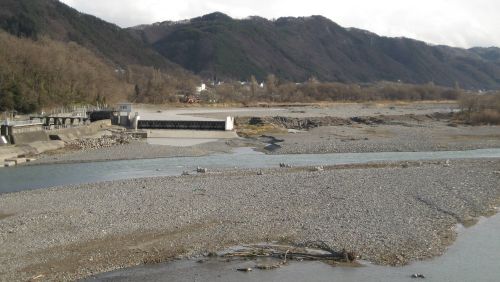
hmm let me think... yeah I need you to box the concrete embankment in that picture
[0,120,112,166]
[48,120,111,141]
[0,141,65,164]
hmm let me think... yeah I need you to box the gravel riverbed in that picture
[266,123,500,154]
[0,158,499,281]
[30,139,252,165]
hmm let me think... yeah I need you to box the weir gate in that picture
[138,120,227,131]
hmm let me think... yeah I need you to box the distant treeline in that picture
[213,75,463,104]
[125,65,198,104]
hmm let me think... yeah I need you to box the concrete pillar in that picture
[225,116,234,131]
[133,113,140,130]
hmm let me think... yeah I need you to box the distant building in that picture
[116,103,134,127]
[196,83,207,93]
[117,103,133,113]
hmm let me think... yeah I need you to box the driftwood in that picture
[222,241,357,271]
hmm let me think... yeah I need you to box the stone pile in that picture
[67,133,135,151]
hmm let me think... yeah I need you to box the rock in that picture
[182,171,190,176]
[279,163,292,168]
[197,167,208,173]
[311,166,324,172]
[237,268,253,272]
[411,273,425,279]
[4,161,16,167]
[66,132,136,151]
[257,170,264,175]
[347,251,357,262]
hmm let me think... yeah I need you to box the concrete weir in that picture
[137,117,235,131]
[139,120,224,130]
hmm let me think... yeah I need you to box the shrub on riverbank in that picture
[458,93,500,125]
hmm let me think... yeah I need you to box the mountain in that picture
[469,47,500,63]
[0,0,174,69]
[129,12,500,89]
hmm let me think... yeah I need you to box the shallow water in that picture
[86,212,500,282]
[146,138,218,146]
[1,148,500,194]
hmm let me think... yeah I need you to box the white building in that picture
[196,83,207,93]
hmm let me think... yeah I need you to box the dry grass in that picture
[470,109,500,125]
[458,93,500,125]
[236,124,287,137]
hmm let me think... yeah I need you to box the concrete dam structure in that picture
[116,104,235,131]
[30,116,90,127]
[138,118,233,131]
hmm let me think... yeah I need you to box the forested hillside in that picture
[0,31,200,112]
[0,0,173,68]
[131,13,500,89]
[0,0,199,112]
[0,31,131,112]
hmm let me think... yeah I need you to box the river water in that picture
[87,212,500,282]
[1,148,500,194]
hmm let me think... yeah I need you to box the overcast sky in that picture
[60,0,499,48]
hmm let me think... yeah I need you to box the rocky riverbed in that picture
[0,158,499,281]
[30,115,500,165]
[262,121,500,154]
[31,138,253,165]
[20,102,498,165]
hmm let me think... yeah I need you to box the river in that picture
[1,148,500,194]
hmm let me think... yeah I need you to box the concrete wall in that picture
[1,124,45,144]
[11,130,49,144]
[4,120,111,144]
[0,141,65,163]
[49,120,111,141]
[11,124,44,134]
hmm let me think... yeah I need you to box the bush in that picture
[470,109,500,125]
[458,93,500,125]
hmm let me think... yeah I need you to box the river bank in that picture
[262,120,500,154]
[88,212,500,282]
[1,158,499,281]
[28,119,500,165]
[18,102,497,165]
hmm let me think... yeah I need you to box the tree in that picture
[134,84,141,100]
[250,75,258,98]
[0,88,15,111]
[266,74,277,101]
